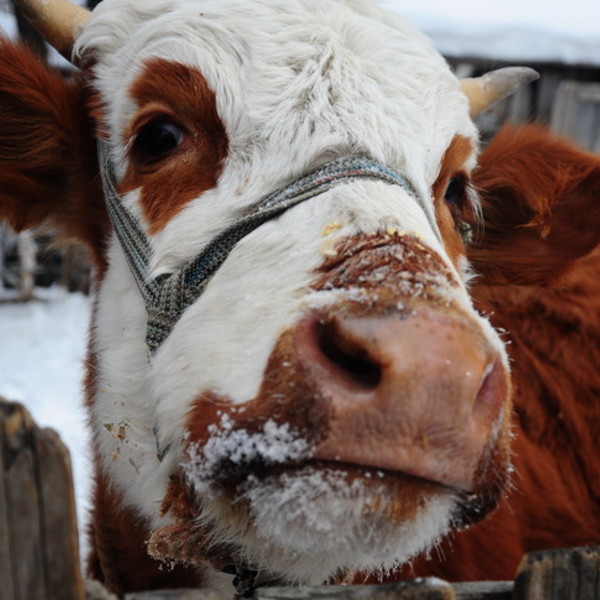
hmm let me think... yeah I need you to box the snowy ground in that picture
[0,288,92,552]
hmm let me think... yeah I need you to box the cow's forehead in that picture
[77,0,476,177]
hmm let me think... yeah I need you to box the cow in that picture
[396,123,600,582]
[0,0,543,597]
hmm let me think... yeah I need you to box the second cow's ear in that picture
[0,38,108,266]
[469,123,600,286]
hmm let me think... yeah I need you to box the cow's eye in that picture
[444,176,464,207]
[132,119,185,165]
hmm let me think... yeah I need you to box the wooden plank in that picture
[0,400,16,600]
[506,86,534,123]
[35,427,84,600]
[536,72,563,123]
[85,579,120,600]
[513,546,600,600]
[453,581,512,600]
[551,81,600,153]
[2,401,46,600]
[255,579,455,600]
[125,591,222,600]
[0,399,84,600]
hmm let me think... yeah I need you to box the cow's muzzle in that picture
[294,305,509,493]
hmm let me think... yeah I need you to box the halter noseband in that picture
[98,142,439,352]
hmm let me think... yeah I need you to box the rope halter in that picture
[98,142,439,352]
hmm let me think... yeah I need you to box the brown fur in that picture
[431,134,475,265]
[121,59,229,234]
[392,124,600,581]
[0,39,109,270]
[87,466,204,595]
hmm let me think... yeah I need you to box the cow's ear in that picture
[469,123,600,285]
[0,38,108,264]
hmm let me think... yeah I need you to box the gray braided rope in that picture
[98,142,433,352]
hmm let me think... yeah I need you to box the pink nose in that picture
[295,308,509,491]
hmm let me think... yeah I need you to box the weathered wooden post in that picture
[513,546,600,600]
[255,580,456,600]
[0,398,84,600]
[16,231,36,301]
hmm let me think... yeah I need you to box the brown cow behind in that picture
[398,123,600,581]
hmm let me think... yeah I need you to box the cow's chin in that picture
[153,459,462,585]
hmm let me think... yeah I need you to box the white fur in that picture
[193,466,457,584]
[75,0,506,592]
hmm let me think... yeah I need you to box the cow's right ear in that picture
[470,124,600,285]
[0,38,108,266]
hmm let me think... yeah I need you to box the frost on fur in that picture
[185,415,312,495]
[179,462,459,585]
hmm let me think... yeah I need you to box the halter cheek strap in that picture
[98,141,440,352]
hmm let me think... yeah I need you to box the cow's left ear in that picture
[0,38,108,266]
[469,123,600,285]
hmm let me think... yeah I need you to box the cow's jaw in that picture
[181,464,458,584]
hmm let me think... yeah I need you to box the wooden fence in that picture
[0,399,83,599]
[447,56,600,152]
[1,397,599,600]
[0,228,91,300]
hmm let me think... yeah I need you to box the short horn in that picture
[13,0,91,61]
[461,67,540,117]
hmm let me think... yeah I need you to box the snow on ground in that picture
[0,288,92,553]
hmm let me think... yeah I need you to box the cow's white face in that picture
[77,0,511,587]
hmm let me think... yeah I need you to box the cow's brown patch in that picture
[148,472,238,571]
[121,59,228,234]
[432,135,476,266]
[86,464,204,595]
[312,231,460,313]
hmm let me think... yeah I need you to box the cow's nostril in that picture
[473,359,507,419]
[316,319,382,389]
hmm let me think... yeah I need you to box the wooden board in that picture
[514,546,600,600]
[453,581,512,600]
[0,398,84,600]
[255,580,455,600]
[551,81,600,153]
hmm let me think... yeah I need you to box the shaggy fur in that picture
[0,38,108,269]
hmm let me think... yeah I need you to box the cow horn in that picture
[461,67,540,117]
[13,0,91,61]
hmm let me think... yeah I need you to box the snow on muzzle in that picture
[182,232,511,506]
